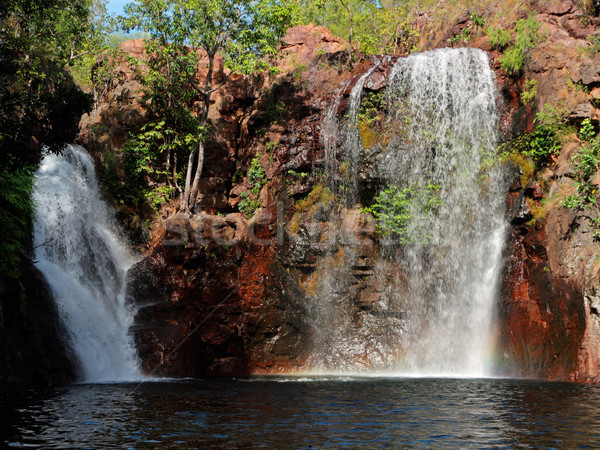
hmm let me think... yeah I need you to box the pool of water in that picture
[2,377,599,448]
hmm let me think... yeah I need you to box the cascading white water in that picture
[309,48,508,377]
[33,144,142,382]
[383,48,506,376]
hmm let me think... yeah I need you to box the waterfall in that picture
[33,144,142,382]
[308,48,507,377]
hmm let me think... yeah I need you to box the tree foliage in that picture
[298,0,420,56]
[0,0,101,279]
[0,0,95,167]
[0,167,35,279]
[121,0,298,211]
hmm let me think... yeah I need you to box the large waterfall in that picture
[33,144,142,382]
[308,48,508,377]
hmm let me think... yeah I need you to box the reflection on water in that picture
[2,378,600,448]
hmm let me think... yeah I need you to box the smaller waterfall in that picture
[33,144,142,382]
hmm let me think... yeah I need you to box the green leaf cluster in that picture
[358,91,385,126]
[499,102,567,170]
[488,14,541,76]
[362,183,441,245]
[298,0,420,55]
[488,27,512,50]
[123,0,299,76]
[239,154,268,217]
[587,34,600,57]
[0,167,35,279]
[120,120,197,207]
[446,13,486,48]
[498,125,561,169]
[524,125,561,163]
[0,0,95,167]
[520,79,537,105]
[121,0,297,210]
[562,119,600,210]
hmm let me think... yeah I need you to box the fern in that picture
[0,166,35,279]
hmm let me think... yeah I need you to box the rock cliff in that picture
[79,1,600,381]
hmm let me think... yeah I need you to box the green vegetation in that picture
[521,79,537,105]
[298,0,420,56]
[499,103,566,172]
[448,13,486,47]
[238,154,268,217]
[587,34,600,57]
[119,121,185,211]
[356,91,393,149]
[499,125,561,168]
[489,14,541,76]
[121,0,298,212]
[524,126,562,164]
[448,28,472,47]
[561,119,600,212]
[470,12,486,28]
[0,0,104,280]
[0,0,96,166]
[0,167,35,279]
[362,183,441,245]
[488,26,512,50]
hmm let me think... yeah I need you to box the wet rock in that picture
[127,208,312,377]
[357,286,381,310]
[0,264,77,387]
[506,192,533,225]
[524,181,544,200]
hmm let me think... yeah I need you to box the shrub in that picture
[588,34,600,57]
[470,13,486,28]
[499,124,561,169]
[579,118,596,142]
[500,46,525,74]
[521,79,537,105]
[362,183,441,245]
[561,119,600,210]
[238,154,268,217]
[523,125,561,163]
[488,26,512,50]
[497,14,541,76]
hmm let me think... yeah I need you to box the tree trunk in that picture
[188,139,205,209]
[181,144,197,211]
[173,152,181,194]
[339,0,353,66]
[181,53,214,212]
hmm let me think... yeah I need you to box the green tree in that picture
[0,0,97,167]
[122,0,298,212]
[298,0,419,56]
[0,0,99,279]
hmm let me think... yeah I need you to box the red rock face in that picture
[84,13,600,381]
[499,218,586,381]
[127,211,314,377]
[488,3,600,382]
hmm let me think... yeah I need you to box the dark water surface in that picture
[2,377,600,448]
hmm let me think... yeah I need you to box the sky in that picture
[106,0,128,15]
